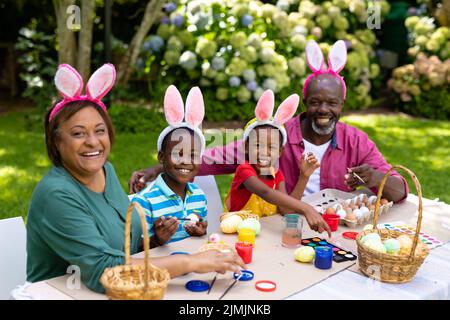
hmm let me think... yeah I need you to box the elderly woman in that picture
[26,64,244,293]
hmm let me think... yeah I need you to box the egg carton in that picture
[302,189,393,227]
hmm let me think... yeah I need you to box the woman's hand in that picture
[153,216,179,245]
[128,165,163,193]
[299,152,320,178]
[302,205,332,237]
[188,250,247,274]
[185,221,208,237]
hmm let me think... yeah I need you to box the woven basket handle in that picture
[124,202,151,291]
[372,165,423,259]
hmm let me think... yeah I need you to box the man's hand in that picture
[344,164,383,190]
[128,165,163,193]
[302,205,332,238]
[185,221,208,237]
[153,216,179,245]
[299,152,320,178]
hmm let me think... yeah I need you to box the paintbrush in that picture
[207,273,218,294]
[347,168,366,185]
[218,274,242,300]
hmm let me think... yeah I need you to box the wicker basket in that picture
[356,165,429,284]
[100,203,171,299]
[219,210,259,223]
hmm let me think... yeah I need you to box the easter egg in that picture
[383,238,401,254]
[237,218,261,235]
[294,246,315,263]
[360,233,381,244]
[345,212,357,221]
[363,224,374,231]
[220,215,243,234]
[359,206,370,218]
[368,195,378,204]
[397,235,413,255]
[365,239,387,253]
[353,208,363,219]
[337,209,347,219]
[208,233,221,243]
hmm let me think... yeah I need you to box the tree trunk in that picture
[116,0,165,86]
[53,0,77,66]
[77,0,96,82]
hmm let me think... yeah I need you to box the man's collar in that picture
[290,112,342,150]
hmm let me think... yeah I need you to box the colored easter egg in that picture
[365,239,387,253]
[294,246,316,263]
[237,218,261,235]
[383,238,401,254]
[361,233,381,244]
[208,233,221,243]
[220,215,243,234]
[363,224,374,231]
[397,235,413,255]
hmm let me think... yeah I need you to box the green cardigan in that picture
[26,162,142,293]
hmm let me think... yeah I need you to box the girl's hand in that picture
[300,152,320,178]
[185,221,208,237]
[302,205,332,237]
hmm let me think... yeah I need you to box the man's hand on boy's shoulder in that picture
[153,216,179,245]
[185,221,208,237]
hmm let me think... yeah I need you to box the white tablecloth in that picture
[287,242,450,300]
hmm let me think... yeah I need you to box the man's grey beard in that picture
[311,120,336,136]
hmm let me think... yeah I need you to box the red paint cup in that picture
[322,213,340,232]
[235,242,253,264]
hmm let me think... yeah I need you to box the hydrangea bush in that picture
[139,0,390,121]
[388,15,450,120]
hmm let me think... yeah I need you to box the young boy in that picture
[132,86,208,246]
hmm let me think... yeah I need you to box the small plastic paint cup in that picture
[235,242,253,264]
[238,228,255,246]
[322,213,340,232]
[314,246,333,270]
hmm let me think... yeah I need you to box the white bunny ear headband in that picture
[242,90,300,146]
[157,85,206,155]
[302,40,347,99]
[51,63,116,121]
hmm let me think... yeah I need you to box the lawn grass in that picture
[0,110,449,220]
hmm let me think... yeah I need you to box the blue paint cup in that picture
[314,246,333,270]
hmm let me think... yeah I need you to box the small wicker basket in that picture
[356,165,429,284]
[219,210,259,223]
[100,203,171,299]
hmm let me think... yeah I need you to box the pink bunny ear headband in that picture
[50,63,116,121]
[302,40,347,100]
[157,85,206,155]
[242,90,300,146]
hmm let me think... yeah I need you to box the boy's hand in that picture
[300,152,320,178]
[185,221,208,237]
[154,216,179,245]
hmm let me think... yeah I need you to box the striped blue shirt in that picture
[131,173,208,243]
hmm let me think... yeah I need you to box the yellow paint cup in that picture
[238,228,255,246]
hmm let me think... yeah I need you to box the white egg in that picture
[336,209,347,219]
[368,195,378,205]
[360,206,370,216]
[359,194,366,201]
[353,208,364,219]
[333,203,343,211]
[345,199,353,206]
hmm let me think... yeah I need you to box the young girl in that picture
[224,90,330,236]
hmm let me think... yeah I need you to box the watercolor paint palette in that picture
[379,223,443,249]
[302,237,357,263]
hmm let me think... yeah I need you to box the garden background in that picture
[0,0,449,220]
